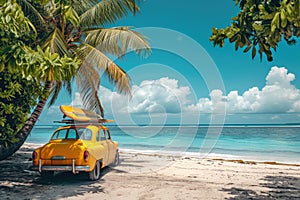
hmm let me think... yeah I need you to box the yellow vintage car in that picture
[32,106,119,181]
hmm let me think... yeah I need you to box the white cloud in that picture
[71,92,84,107]
[131,78,190,113]
[100,77,191,115]
[188,66,300,114]
[98,66,300,118]
[36,66,300,125]
[266,67,295,87]
[99,86,129,114]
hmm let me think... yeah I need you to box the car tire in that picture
[112,151,120,166]
[41,171,54,178]
[89,161,101,181]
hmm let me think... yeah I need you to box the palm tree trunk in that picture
[0,81,53,161]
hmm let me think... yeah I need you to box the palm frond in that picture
[85,26,151,57]
[76,43,131,94]
[79,0,140,28]
[76,63,104,117]
[64,5,80,28]
[48,81,62,107]
[70,0,98,16]
[64,80,72,95]
[17,0,45,26]
[42,28,70,57]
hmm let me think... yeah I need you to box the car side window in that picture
[52,129,67,140]
[78,128,92,140]
[67,129,78,139]
[51,131,59,140]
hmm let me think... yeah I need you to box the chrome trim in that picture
[32,165,90,173]
[72,159,75,174]
[33,158,90,174]
[38,159,42,173]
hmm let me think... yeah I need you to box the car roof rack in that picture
[54,118,113,125]
[54,119,76,124]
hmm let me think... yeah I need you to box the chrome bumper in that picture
[32,159,90,174]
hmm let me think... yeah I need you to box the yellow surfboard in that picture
[60,105,113,123]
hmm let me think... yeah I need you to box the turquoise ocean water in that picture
[26,125,300,164]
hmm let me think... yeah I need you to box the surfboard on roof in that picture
[60,105,113,123]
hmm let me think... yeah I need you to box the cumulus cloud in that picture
[98,66,300,116]
[99,77,191,115]
[130,78,190,113]
[266,67,295,87]
[188,66,300,114]
[71,92,84,107]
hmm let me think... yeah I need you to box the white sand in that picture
[0,144,299,199]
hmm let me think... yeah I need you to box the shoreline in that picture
[25,142,300,166]
[35,124,300,127]
[120,150,300,167]
[1,143,300,199]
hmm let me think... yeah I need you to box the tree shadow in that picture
[222,175,300,199]
[0,147,127,199]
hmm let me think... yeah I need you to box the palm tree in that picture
[22,0,150,113]
[0,0,150,160]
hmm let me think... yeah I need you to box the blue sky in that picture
[38,0,300,125]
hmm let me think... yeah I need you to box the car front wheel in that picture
[89,161,101,181]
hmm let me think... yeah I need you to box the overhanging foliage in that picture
[210,0,300,61]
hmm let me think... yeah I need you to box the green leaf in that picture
[5,15,11,23]
[42,28,69,57]
[64,6,79,27]
[76,43,131,95]
[79,0,140,27]
[0,63,4,72]
[271,12,280,32]
[85,27,150,57]
[280,11,287,28]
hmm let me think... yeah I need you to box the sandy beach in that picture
[0,144,299,200]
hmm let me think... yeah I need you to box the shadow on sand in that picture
[222,175,300,200]
[0,147,126,199]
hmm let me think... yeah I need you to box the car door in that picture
[105,129,117,164]
[98,129,109,166]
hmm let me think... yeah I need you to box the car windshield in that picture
[51,127,93,141]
